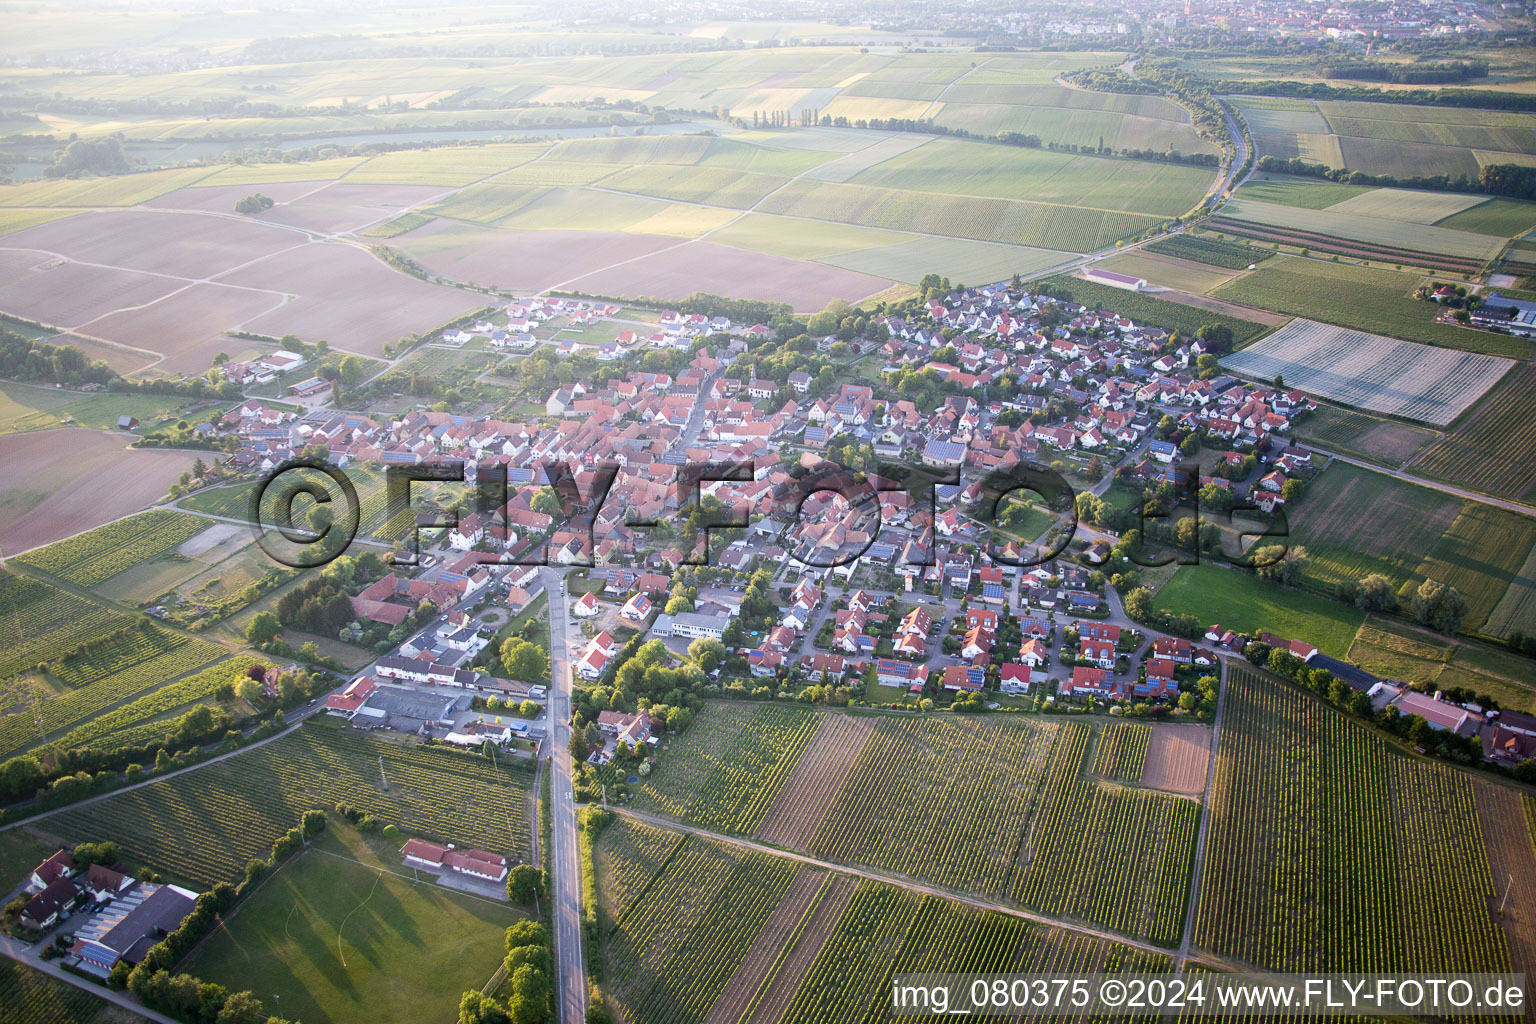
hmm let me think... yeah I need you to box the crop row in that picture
[633,704,823,834]
[52,655,265,751]
[595,815,687,922]
[0,959,107,1024]
[0,631,224,758]
[607,838,798,1024]
[49,626,194,688]
[16,510,206,587]
[1146,233,1274,269]
[1412,365,1536,501]
[1206,217,1484,273]
[0,572,131,679]
[1194,664,1510,972]
[46,723,533,885]
[807,716,1058,898]
[1091,721,1150,780]
[1408,502,1536,633]
[1012,724,1197,945]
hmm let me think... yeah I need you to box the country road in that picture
[542,567,586,1024]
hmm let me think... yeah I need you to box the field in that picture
[1410,365,1536,501]
[0,959,144,1024]
[1092,251,1236,294]
[0,627,225,757]
[1436,198,1536,237]
[1195,664,1511,972]
[1288,403,1438,468]
[44,722,534,886]
[1091,722,1150,780]
[0,570,132,679]
[15,510,207,587]
[46,655,267,751]
[634,706,1197,944]
[183,823,521,1024]
[1152,563,1364,657]
[1407,501,1536,636]
[1221,318,1513,425]
[1144,233,1274,270]
[1288,462,1462,589]
[1215,256,1527,355]
[595,823,1172,1024]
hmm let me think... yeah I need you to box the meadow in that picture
[1220,318,1513,426]
[1214,256,1529,356]
[183,823,521,1024]
[1407,502,1536,636]
[45,722,534,886]
[1151,563,1365,657]
[1195,664,1510,973]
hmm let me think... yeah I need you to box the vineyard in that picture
[49,655,268,751]
[806,715,1059,898]
[1012,724,1198,946]
[1091,722,1150,780]
[0,571,131,679]
[0,628,225,757]
[594,814,686,922]
[1410,365,1536,501]
[1194,664,1510,972]
[1406,501,1536,635]
[606,836,800,1024]
[633,704,824,834]
[15,510,206,587]
[1145,234,1273,269]
[45,722,533,885]
[596,828,1176,1024]
[0,959,117,1024]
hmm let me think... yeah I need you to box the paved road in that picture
[542,567,586,1024]
[610,806,1184,962]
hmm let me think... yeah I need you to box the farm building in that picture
[401,839,509,883]
[1083,268,1147,291]
[68,883,199,977]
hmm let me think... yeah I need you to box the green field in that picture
[822,235,1066,285]
[1040,274,1269,342]
[1236,174,1371,209]
[1220,198,1504,261]
[0,570,132,679]
[0,165,219,207]
[1145,233,1274,269]
[45,722,534,886]
[1152,562,1364,656]
[0,385,221,435]
[1196,664,1511,972]
[184,823,520,1024]
[1410,364,1536,501]
[1289,462,1463,590]
[1435,198,1536,236]
[1215,256,1527,356]
[1093,251,1235,293]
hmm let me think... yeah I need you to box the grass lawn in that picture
[183,823,521,1024]
[0,383,221,435]
[1152,561,1364,657]
[0,826,64,893]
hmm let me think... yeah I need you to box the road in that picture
[542,567,586,1024]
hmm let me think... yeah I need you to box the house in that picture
[1148,439,1177,464]
[1079,638,1116,669]
[942,664,986,692]
[1066,666,1121,700]
[572,591,601,618]
[999,663,1032,694]
[1138,658,1178,698]
[28,850,76,892]
[82,864,133,900]
[748,650,783,677]
[1018,638,1050,668]
[876,658,926,688]
[1152,636,1192,664]
[324,676,379,717]
[1080,622,1121,643]
[1391,690,1484,737]
[621,593,652,621]
[116,415,138,431]
[596,709,652,748]
[965,608,998,632]
[21,877,78,930]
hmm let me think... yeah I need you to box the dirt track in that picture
[743,875,857,1024]
[704,867,827,1024]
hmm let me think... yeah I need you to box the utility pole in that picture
[1499,872,1513,915]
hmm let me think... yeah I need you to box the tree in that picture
[1354,573,1397,613]
[505,964,553,1024]
[664,594,693,615]
[234,193,275,215]
[246,612,281,646]
[459,991,512,1024]
[1280,478,1305,503]
[235,679,263,705]
[1254,545,1309,587]
[568,730,590,763]
[501,638,549,682]
[506,865,547,904]
[687,637,725,672]
[1410,578,1468,635]
[72,841,120,868]
[531,488,562,517]
[1123,587,1154,622]
[0,755,43,801]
